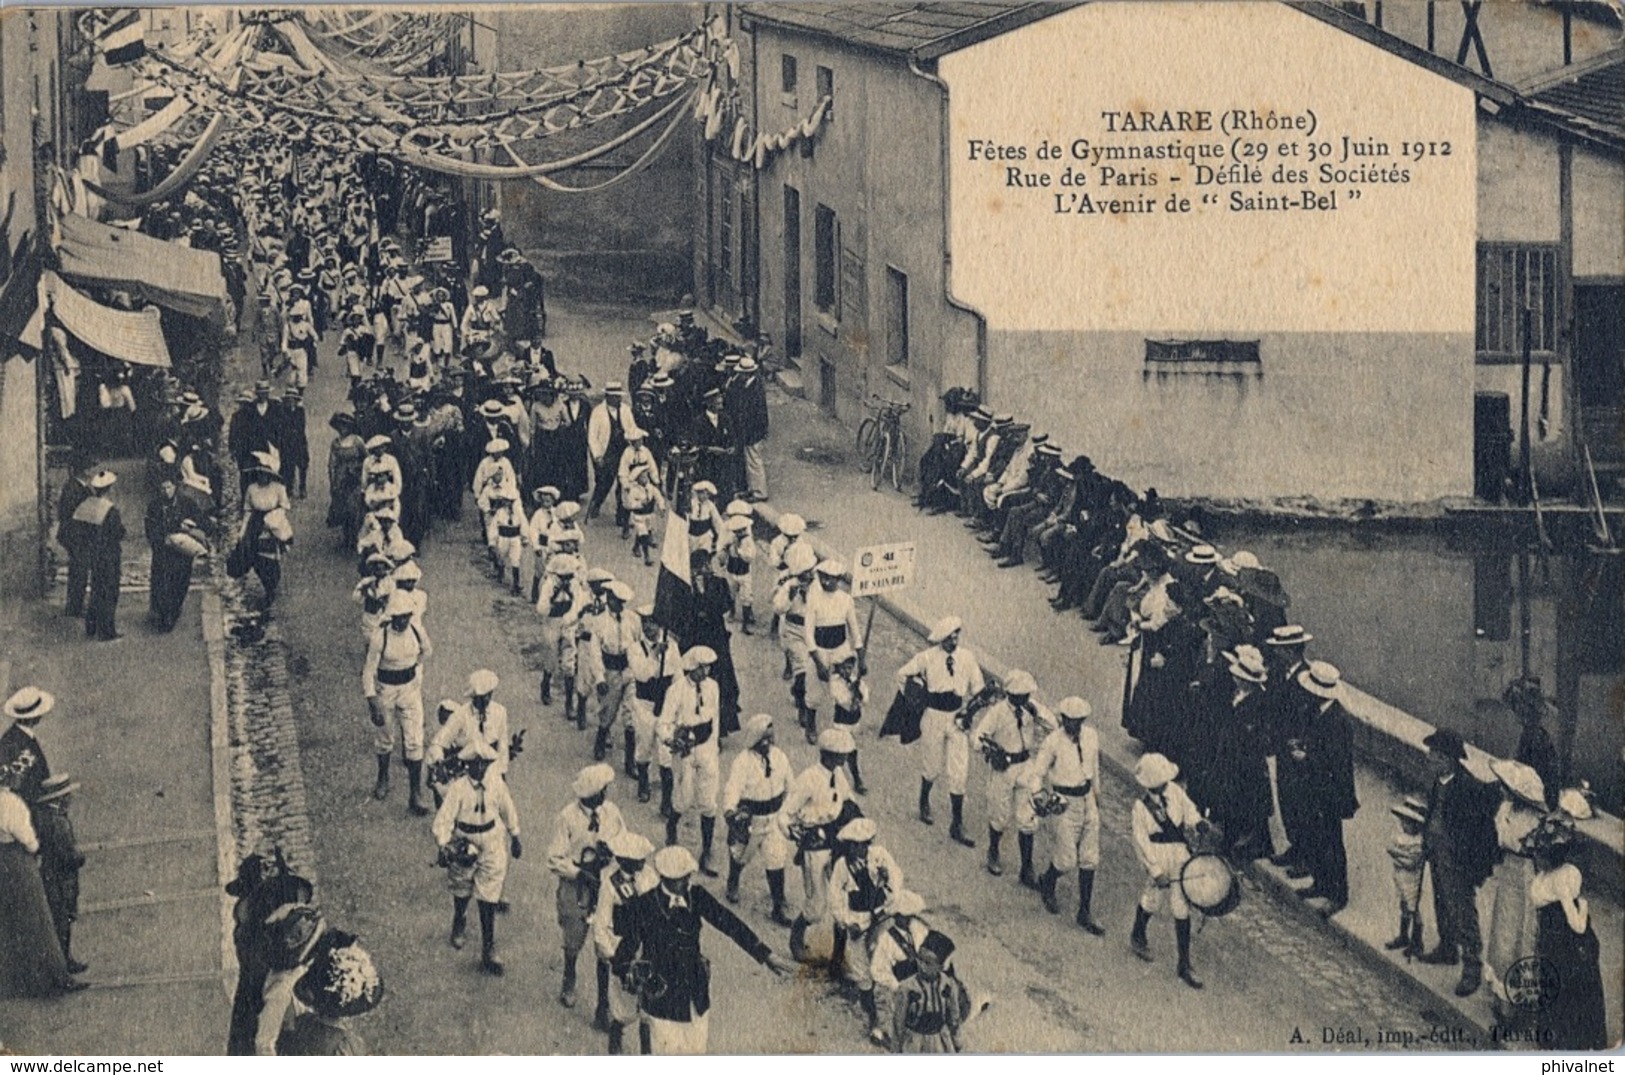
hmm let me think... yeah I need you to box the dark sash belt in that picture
[740,792,786,816]
[377,665,419,686]
[456,820,495,834]
[813,625,847,649]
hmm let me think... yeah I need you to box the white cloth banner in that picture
[29,270,172,368]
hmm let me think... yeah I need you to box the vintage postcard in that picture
[0,0,1620,1058]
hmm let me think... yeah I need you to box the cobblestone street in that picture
[218,300,1488,1054]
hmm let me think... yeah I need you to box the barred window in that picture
[1477,243,1558,357]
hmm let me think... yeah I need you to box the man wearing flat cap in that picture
[721,715,795,923]
[829,817,906,1040]
[658,647,724,877]
[895,617,984,846]
[1033,696,1105,933]
[428,669,511,779]
[610,844,789,1054]
[362,590,434,812]
[1418,726,1500,996]
[548,763,627,1015]
[592,830,659,1053]
[970,669,1054,886]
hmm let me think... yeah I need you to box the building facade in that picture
[710,1,1624,503]
[1,9,85,602]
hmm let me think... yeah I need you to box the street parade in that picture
[0,2,1620,1061]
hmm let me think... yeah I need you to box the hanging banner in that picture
[28,271,172,367]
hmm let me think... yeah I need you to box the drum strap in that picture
[1143,793,1186,845]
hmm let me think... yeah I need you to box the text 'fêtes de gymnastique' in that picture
[967,107,1454,218]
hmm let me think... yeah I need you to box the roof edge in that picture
[1519,44,1625,93]
[912,2,1077,61]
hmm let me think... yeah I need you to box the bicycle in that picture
[856,396,910,492]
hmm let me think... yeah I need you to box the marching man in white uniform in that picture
[433,744,521,976]
[1130,752,1207,990]
[895,617,983,847]
[547,763,627,1016]
[592,831,658,1054]
[970,670,1053,886]
[1033,696,1106,934]
[778,727,857,928]
[720,714,794,924]
[362,590,433,813]
[428,669,511,779]
[658,646,723,877]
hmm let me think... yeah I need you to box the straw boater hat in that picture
[1226,645,1268,684]
[36,774,80,803]
[1297,661,1344,701]
[1390,796,1428,826]
[365,435,392,451]
[4,687,55,721]
[927,616,963,644]
[1489,759,1547,810]
[1134,753,1179,789]
[1266,624,1313,647]
[1185,544,1222,566]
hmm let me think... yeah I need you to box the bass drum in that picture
[1179,852,1241,917]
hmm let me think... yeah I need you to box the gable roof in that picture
[739,2,1072,61]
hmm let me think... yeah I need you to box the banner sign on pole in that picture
[422,236,453,263]
[852,541,916,598]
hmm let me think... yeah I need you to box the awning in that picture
[55,212,227,323]
[26,270,170,367]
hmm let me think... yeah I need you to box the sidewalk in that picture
[0,564,229,1052]
[748,387,1624,1047]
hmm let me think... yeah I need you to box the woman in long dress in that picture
[0,777,77,998]
[1528,813,1609,1050]
[1483,760,1547,1030]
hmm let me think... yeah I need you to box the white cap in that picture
[468,669,499,696]
[654,845,698,880]
[682,645,718,671]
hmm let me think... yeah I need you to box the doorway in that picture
[1573,283,1625,472]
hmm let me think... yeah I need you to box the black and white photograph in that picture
[0,0,1620,1058]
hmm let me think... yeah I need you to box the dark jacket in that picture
[228,402,286,468]
[612,883,772,1022]
[1423,770,1500,888]
[725,373,769,446]
[1302,699,1359,821]
[56,478,93,553]
[0,724,51,805]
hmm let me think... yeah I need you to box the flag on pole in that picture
[98,10,147,66]
[650,512,694,640]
